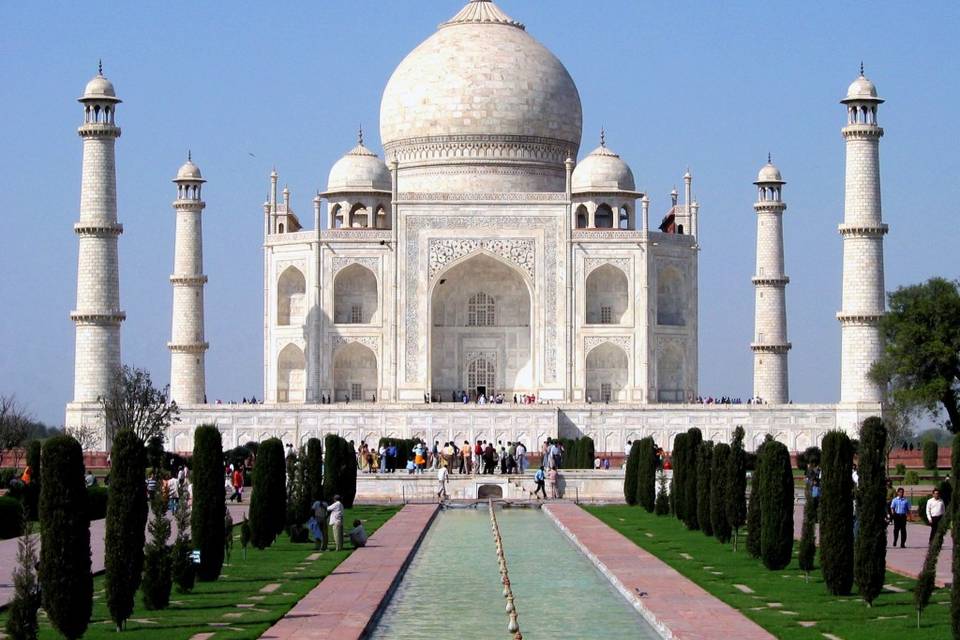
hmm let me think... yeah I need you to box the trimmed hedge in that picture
[854,417,887,604]
[192,425,225,581]
[696,441,714,537]
[249,438,286,549]
[726,426,747,548]
[821,430,855,595]
[637,437,657,512]
[0,496,24,539]
[324,434,358,508]
[922,439,938,470]
[87,486,108,520]
[798,481,818,573]
[24,440,42,521]
[623,441,641,505]
[305,438,324,503]
[759,440,794,570]
[745,466,763,558]
[683,428,703,530]
[710,443,732,543]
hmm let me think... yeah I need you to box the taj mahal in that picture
[65,0,887,453]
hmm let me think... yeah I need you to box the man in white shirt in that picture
[437,465,449,501]
[328,495,345,551]
[926,488,946,544]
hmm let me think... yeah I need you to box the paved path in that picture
[544,503,774,640]
[260,503,438,640]
[0,502,249,609]
[792,504,952,587]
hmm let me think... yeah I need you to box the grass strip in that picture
[584,505,950,640]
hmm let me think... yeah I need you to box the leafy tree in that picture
[796,446,822,473]
[923,440,939,471]
[637,438,657,511]
[5,517,39,640]
[192,425,225,581]
[141,492,172,609]
[671,433,688,520]
[39,435,92,639]
[286,448,310,542]
[855,417,888,605]
[324,435,357,507]
[0,395,29,468]
[623,441,641,505]
[100,365,180,446]
[696,441,714,536]
[821,430,855,595]
[870,277,960,432]
[579,436,596,470]
[104,430,148,630]
[146,435,164,473]
[250,438,285,549]
[798,481,818,577]
[760,440,794,570]
[726,426,748,551]
[683,428,703,530]
[23,440,41,521]
[710,443,732,543]
[305,437,324,503]
[655,471,670,515]
[171,492,195,594]
[745,467,762,559]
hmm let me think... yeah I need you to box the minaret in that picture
[71,64,125,406]
[838,66,887,404]
[751,157,791,404]
[168,154,209,405]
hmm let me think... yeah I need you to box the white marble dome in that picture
[326,141,391,194]
[572,143,636,193]
[175,159,204,182]
[81,73,120,102]
[755,162,784,184]
[843,74,882,103]
[379,0,582,192]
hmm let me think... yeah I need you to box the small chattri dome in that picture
[325,138,391,194]
[755,161,784,185]
[842,69,883,104]
[572,140,636,193]
[175,157,204,182]
[81,71,120,103]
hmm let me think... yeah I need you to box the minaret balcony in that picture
[173,200,206,210]
[836,312,883,325]
[74,222,123,237]
[838,223,888,237]
[751,275,789,286]
[841,124,883,139]
[167,342,209,354]
[750,343,791,353]
[753,202,787,212]
[169,275,208,285]
[78,123,121,138]
[70,310,125,325]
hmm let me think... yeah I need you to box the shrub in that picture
[745,469,762,558]
[904,469,920,486]
[87,486,108,520]
[655,471,670,516]
[104,430,148,630]
[171,492,195,594]
[916,510,949,624]
[759,440,794,570]
[285,448,310,542]
[726,426,748,550]
[922,439,938,470]
[240,516,251,560]
[623,441,641,505]
[918,496,930,525]
[324,434,357,508]
[142,492,172,610]
[23,440,41,521]
[0,496,24,539]
[305,438,324,503]
[250,438,286,549]
[39,435,92,639]
[192,425,225,581]
[798,482,818,574]
[894,463,906,477]
[854,417,887,605]
[796,446,822,472]
[224,509,234,563]
[671,434,687,520]
[821,430,855,595]
[683,428,703,531]
[710,443,732,543]
[342,440,358,508]
[696,441,714,537]
[637,438,656,511]
[5,519,39,640]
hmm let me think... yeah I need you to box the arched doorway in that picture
[333,342,378,403]
[430,253,532,400]
[585,264,628,325]
[585,342,628,403]
[277,343,306,403]
[334,264,378,324]
[277,267,306,326]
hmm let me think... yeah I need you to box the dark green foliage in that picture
[696,441,714,537]
[343,440,357,508]
[923,440,939,470]
[324,435,357,508]
[821,430,855,595]
[952,434,960,636]
[86,485,108,520]
[671,433,687,520]
[746,469,762,558]
[726,426,748,549]
[104,429,148,630]
[916,511,949,622]
[623,441,641,505]
[377,438,418,470]
[637,437,657,512]
[146,435,164,472]
[250,438,286,549]
[579,436,596,470]
[683,428,703,530]
[940,479,953,509]
[142,492,172,610]
[305,438,324,503]
[895,462,906,476]
[918,495,931,525]
[798,482,818,573]
[172,492,195,594]
[0,496,24,539]
[23,440,41,521]
[655,472,670,516]
[710,443,731,543]
[5,518,39,640]
[759,440,794,570]
[854,417,888,605]
[796,446,822,472]
[39,435,92,639]
[240,516,251,560]
[225,445,251,469]
[224,509,234,562]
[191,425,225,581]
[286,448,310,542]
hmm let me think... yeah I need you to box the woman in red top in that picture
[231,467,244,502]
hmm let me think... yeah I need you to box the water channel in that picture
[370,507,661,639]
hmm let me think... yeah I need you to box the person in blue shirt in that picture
[889,487,910,548]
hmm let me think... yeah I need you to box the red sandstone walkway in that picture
[544,503,774,640]
[260,503,438,640]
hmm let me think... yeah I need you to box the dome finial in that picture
[187,149,192,162]
[768,152,772,164]
[98,58,103,76]
[600,127,606,148]
[859,61,864,76]
[358,124,364,146]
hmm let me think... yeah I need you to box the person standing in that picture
[548,467,559,499]
[231,466,244,503]
[437,465,449,502]
[311,497,329,550]
[167,475,180,514]
[461,441,472,474]
[328,494,344,551]
[516,441,527,473]
[533,466,546,499]
[889,488,910,548]
[926,488,946,544]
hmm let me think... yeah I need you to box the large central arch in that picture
[430,253,532,400]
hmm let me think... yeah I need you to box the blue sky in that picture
[1,1,957,426]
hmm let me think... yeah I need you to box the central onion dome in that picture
[379,0,583,193]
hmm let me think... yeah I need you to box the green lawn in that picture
[585,505,951,640]
[3,505,399,640]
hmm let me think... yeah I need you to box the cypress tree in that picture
[922,439,938,471]
[623,441,641,505]
[726,426,748,551]
[854,417,888,605]
[141,492,172,610]
[671,433,687,520]
[250,438,286,549]
[323,434,341,506]
[798,481,818,576]
[5,518,39,640]
[39,435,92,639]
[305,437,324,503]
[580,436,596,471]
[171,492,195,593]
[746,458,763,558]
[655,471,670,515]
[759,440,794,570]
[342,439,358,508]
[637,437,657,512]
[24,440,41,521]
[916,513,949,627]
[821,430,855,595]
[696,441,714,536]
[952,433,960,637]
[711,443,732,543]
[192,425,225,581]
[104,430,148,630]
[683,428,703,530]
